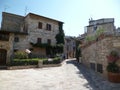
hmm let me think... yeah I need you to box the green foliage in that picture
[110,50,119,57]
[55,44,64,54]
[85,28,105,42]
[30,42,50,48]
[55,22,65,44]
[14,51,28,59]
[76,40,81,60]
[85,35,96,42]
[43,57,61,64]
[11,58,47,66]
[106,50,120,73]
[12,56,61,66]
[95,28,105,37]
[107,63,119,73]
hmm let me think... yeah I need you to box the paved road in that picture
[0,59,120,90]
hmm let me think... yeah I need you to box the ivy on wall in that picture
[55,22,65,44]
[30,42,64,55]
[30,22,65,55]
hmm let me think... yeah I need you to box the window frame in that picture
[37,38,42,44]
[14,37,19,42]
[47,39,51,45]
[46,24,51,31]
[38,22,42,29]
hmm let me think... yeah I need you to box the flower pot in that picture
[108,72,120,83]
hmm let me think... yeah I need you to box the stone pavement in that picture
[67,59,120,90]
[0,59,120,90]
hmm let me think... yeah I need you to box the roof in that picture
[2,12,24,18]
[88,18,114,27]
[26,13,64,23]
[86,22,114,27]
[3,12,64,23]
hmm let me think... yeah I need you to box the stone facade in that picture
[0,12,63,65]
[1,12,24,32]
[86,18,115,37]
[26,13,59,46]
[0,32,14,65]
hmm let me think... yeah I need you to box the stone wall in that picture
[0,33,14,65]
[87,22,115,37]
[26,14,59,46]
[14,34,30,50]
[1,12,24,32]
[81,36,120,78]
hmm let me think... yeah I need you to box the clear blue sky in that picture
[0,0,120,36]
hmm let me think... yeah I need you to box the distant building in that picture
[0,12,64,65]
[86,18,115,37]
[64,36,76,58]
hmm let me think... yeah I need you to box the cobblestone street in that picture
[0,59,120,90]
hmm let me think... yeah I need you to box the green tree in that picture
[76,40,81,62]
[55,22,65,44]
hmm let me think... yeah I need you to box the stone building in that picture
[64,36,76,58]
[81,18,120,78]
[0,12,64,65]
[86,18,115,37]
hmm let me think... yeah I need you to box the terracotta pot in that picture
[108,72,120,83]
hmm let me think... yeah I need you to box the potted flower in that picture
[106,50,120,83]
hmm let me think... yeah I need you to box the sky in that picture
[0,0,120,37]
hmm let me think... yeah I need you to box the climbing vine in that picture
[55,22,65,44]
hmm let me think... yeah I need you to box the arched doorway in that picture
[0,49,7,65]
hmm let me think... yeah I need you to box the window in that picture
[37,38,41,43]
[47,39,51,45]
[14,37,19,42]
[46,24,51,31]
[38,22,42,29]
[14,49,18,52]
[97,64,103,73]
[93,25,97,32]
[0,33,9,41]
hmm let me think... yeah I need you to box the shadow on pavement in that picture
[66,59,101,90]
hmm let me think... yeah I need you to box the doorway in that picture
[0,49,7,65]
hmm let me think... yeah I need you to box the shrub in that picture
[95,28,104,37]
[43,57,61,64]
[11,58,45,66]
[14,51,28,59]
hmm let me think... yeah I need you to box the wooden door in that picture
[0,49,6,65]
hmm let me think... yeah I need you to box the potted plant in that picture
[106,50,120,83]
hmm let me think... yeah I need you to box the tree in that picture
[76,40,82,62]
[55,22,65,44]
